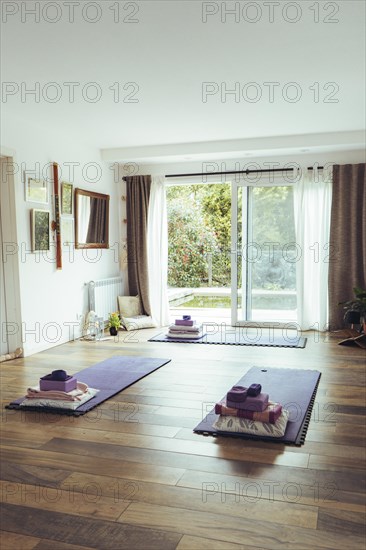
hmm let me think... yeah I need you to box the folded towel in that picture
[167,331,205,340]
[26,382,89,402]
[215,400,283,424]
[20,387,99,410]
[169,324,201,332]
[227,392,269,412]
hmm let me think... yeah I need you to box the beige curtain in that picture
[328,164,366,329]
[125,175,152,315]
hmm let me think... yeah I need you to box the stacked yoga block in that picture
[167,315,203,340]
[215,382,285,424]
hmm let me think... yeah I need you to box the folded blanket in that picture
[20,387,99,410]
[213,409,289,438]
[215,400,283,424]
[26,381,89,401]
[167,331,205,340]
[169,324,201,332]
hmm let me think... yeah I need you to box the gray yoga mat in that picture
[149,330,307,348]
[194,366,321,445]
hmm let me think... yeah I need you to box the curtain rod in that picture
[122,166,324,181]
[165,166,323,178]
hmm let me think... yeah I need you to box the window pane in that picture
[249,186,297,321]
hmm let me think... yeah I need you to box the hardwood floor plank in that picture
[118,502,365,549]
[0,446,185,486]
[54,416,181,437]
[247,462,365,495]
[1,503,182,549]
[0,480,130,520]
[34,541,95,550]
[317,508,366,537]
[0,333,365,550]
[41,436,309,469]
[176,535,258,550]
[177,469,365,513]
[308,453,366,471]
[0,461,70,487]
[59,471,317,529]
[0,530,40,550]
[37,437,253,477]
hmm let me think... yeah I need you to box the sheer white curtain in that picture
[293,168,332,331]
[147,175,170,326]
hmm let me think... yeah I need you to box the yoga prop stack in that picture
[194,367,321,445]
[7,356,171,416]
[20,369,99,411]
[167,315,204,340]
[213,382,290,438]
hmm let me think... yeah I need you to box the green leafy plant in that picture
[339,287,366,323]
[107,312,121,329]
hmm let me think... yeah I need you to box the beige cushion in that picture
[121,315,157,331]
[118,295,142,317]
[213,409,289,438]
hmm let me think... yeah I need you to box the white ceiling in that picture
[2,0,366,161]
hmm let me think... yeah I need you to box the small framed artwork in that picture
[61,182,73,215]
[31,209,50,252]
[61,217,74,246]
[24,172,49,204]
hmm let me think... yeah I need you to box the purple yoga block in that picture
[247,383,262,397]
[175,319,195,326]
[227,385,247,403]
[227,392,269,412]
[39,376,77,392]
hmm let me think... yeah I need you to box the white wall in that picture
[3,114,122,356]
[130,149,366,179]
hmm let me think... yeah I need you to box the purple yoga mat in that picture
[6,356,171,416]
[194,367,321,445]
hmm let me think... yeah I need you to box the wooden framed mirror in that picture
[75,188,110,249]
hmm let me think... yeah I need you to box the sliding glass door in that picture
[231,179,297,325]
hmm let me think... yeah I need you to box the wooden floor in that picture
[1,328,365,550]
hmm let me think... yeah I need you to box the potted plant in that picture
[108,312,121,336]
[339,287,366,332]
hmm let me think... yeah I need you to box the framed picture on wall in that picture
[61,182,73,215]
[31,209,50,252]
[24,172,49,204]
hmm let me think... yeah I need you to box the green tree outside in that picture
[167,183,295,291]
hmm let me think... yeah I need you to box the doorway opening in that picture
[167,177,298,326]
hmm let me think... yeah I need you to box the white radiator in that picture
[88,277,123,322]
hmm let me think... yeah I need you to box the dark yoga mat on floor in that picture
[194,367,321,445]
[6,356,171,416]
[149,330,307,348]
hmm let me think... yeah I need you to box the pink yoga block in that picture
[226,392,269,412]
[39,377,77,392]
